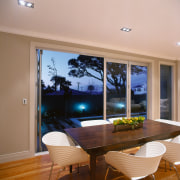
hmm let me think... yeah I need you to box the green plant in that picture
[113,116,145,126]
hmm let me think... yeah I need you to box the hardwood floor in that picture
[0,148,180,180]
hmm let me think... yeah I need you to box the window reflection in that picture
[131,65,147,118]
[106,62,127,118]
[39,50,104,151]
[160,65,172,120]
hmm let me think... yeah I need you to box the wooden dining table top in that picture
[65,119,180,156]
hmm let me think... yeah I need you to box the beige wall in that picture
[0,32,86,158]
[0,32,30,155]
[0,31,178,162]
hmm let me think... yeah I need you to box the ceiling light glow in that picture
[121,27,132,32]
[26,2,33,7]
[176,42,180,46]
[19,0,26,6]
[18,0,34,8]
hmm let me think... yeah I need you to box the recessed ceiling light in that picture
[18,0,26,6]
[18,0,34,8]
[176,42,180,46]
[26,2,33,7]
[120,27,132,32]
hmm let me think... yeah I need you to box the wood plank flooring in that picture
[0,148,180,180]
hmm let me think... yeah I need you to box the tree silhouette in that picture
[45,85,54,94]
[41,80,46,90]
[87,85,95,93]
[106,63,126,94]
[48,58,72,92]
[68,55,145,94]
[106,63,145,94]
[41,80,54,95]
[68,55,104,81]
[47,58,58,91]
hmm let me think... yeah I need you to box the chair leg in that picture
[105,165,123,180]
[173,164,180,180]
[165,160,167,172]
[69,165,72,173]
[169,162,172,171]
[151,174,155,180]
[105,167,110,180]
[49,162,54,180]
[77,164,80,174]
[56,170,61,180]
[56,167,65,180]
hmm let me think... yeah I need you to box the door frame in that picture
[158,61,177,120]
[104,58,149,119]
[30,41,154,154]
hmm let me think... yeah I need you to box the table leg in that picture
[90,154,96,180]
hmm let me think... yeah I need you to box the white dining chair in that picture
[42,131,89,180]
[171,135,180,143]
[158,139,180,180]
[155,119,180,127]
[81,119,110,127]
[104,141,166,180]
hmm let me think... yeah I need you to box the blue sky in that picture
[41,50,103,91]
[41,50,147,91]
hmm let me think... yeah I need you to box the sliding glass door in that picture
[37,49,148,152]
[106,61,148,119]
[37,49,104,152]
[106,62,127,118]
[130,64,147,117]
[160,65,172,120]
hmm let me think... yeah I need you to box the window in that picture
[37,50,104,151]
[131,64,147,117]
[160,65,172,120]
[106,62,127,118]
[36,49,149,152]
[106,61,148,119]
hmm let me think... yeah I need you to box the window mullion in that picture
[103,58,107,120]
[127,62,131,118]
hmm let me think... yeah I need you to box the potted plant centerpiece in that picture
[112,116,145,132]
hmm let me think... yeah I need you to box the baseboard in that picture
[35,150,49,156]
[0,150,34,163]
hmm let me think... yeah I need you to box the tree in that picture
[68,55,145,94]
[87,85,95,93]
[106,63,145,94]
[61,80,72,91]
[106,63,126,94]
[41,80,46,90]
[47,58,72,92]
[44,85,54,94]
[50,75,72,91]
[47,58,58,91]
[68,55,104,81]
[41,80,46,95]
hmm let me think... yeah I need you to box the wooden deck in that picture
[0,148,180,180]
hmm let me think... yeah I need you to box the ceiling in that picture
[0,0,180,60]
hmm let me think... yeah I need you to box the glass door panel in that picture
[160,65,172,120]
[106,62,127,118]
[37,49,104,152]
[131,65,147,118]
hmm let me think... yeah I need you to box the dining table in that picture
[65,119,180,180]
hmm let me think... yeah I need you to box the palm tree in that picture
[50,75,72,91]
